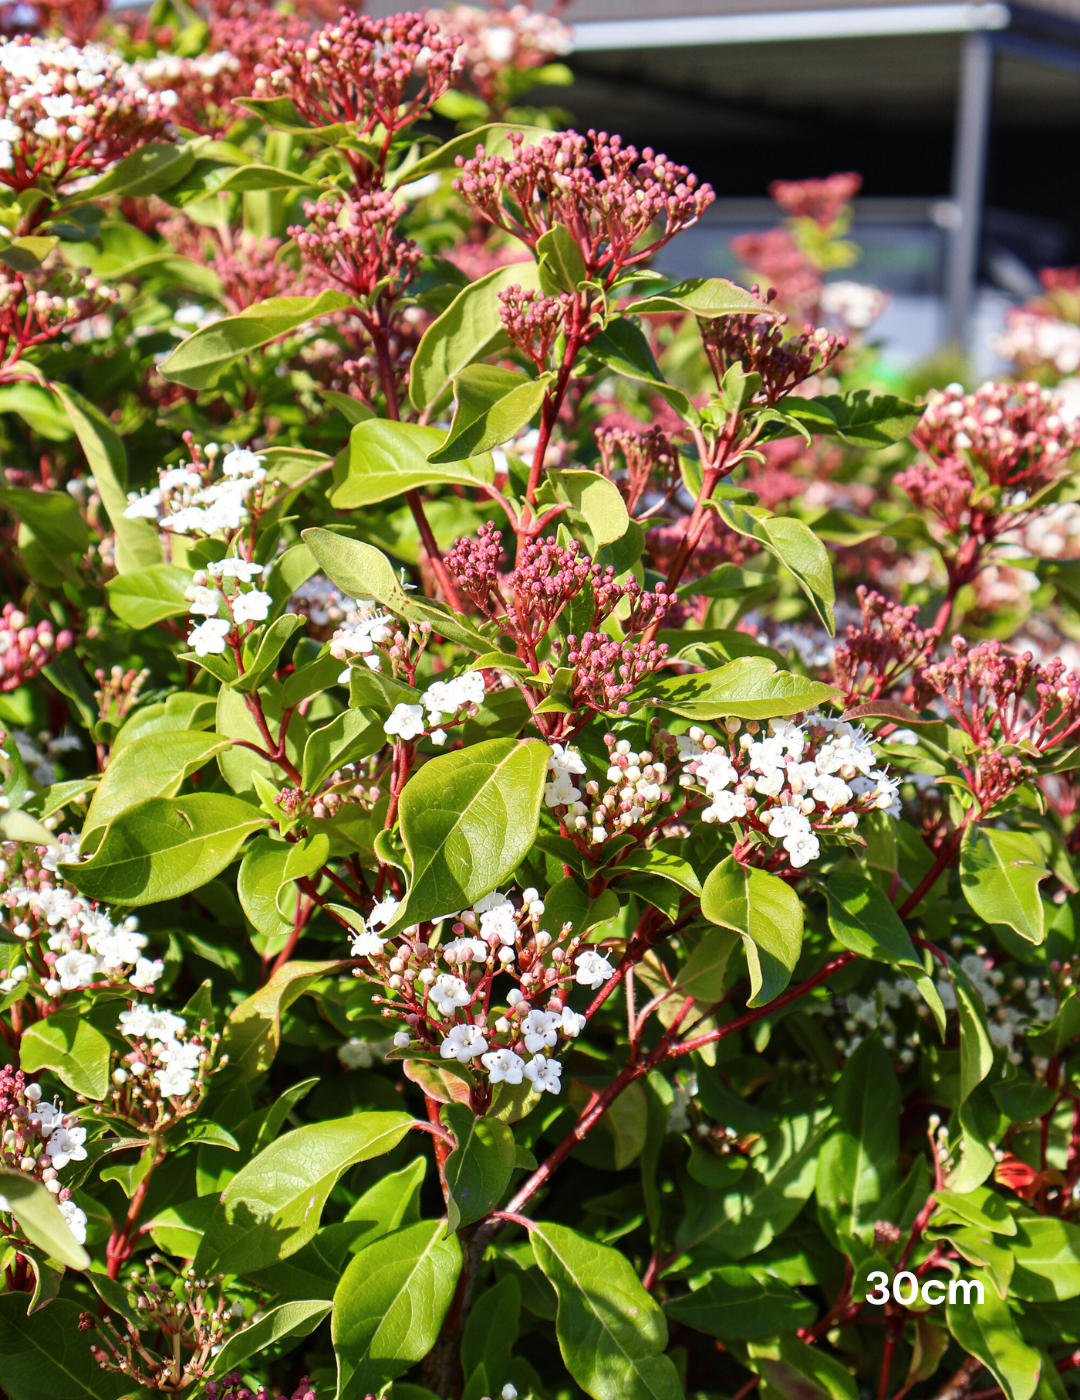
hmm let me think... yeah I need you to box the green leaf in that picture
[537,223,587,292]
[613,845,702,898]
[386,737,549,935]
[629,278,774,318]
[159,290,355,389]
[194,1111,412,1275]
[531,1221,683,1400]
[233,95,347,141]
[82,730,229,835]
[947,1289,1041,1400]
[1010,1217,1080,1301]
[715,503,836,632]
[332,419,495,508]
[332,1221,463,1400]
[637,656,841,722]
[816,1036,900,1244]
[0,235,59,272]
[676,1107,832,1258]
[238,834,330,938]
[344,1157,427,1247]
[1028,989,1080,1057]
[82,141,197,199]
[410,261,543,411]
[105,563,191,628]
[462,1276,521,1394]
[443,1102,516,1233]
[817,870,922,971]
[590,317,695,422]
[69,792,268,906]
[536,469,629,547]
[221,958,340,1080]
[428,364,553,464]
[233,613,303,693]
[0,1296,131,1400]
[0,486,87,556]
[933,1186,1017,1237]
[775,390,924,449]
[672,928,739,1005]
[754,1335,857,1400]
[960,826,1049,944]
[0,1168,89,1270]
[53,384,162,575]
[701,857,803,1006]
[953,959,995,1106]
[209,163,321,193]
[211,1299,332,1378]
[20,1012,110,1100]
[664,1265,815,1340]
[303,528,491,654]
[403,122,552,180]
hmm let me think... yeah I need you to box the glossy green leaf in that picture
[0,1296,131,1400]
[947,1289,1041,1400]
[775,390,924,449]
[0,1167,90,1270]
[715,502,836,632]
[69,793,268,906]
[194,1111,412,1275]
[160,290,355,388]
[221,958,340,1080]
[83,730,229,835]
[20,1012,111,1100]
[754,1335,858,1400]
[443,1102,516,1233]
[637,656,841,722]
[589,316,695,422]
[402,122,551,180]
[0,487,87,556]
[105,564,192,628]
[664,1264,815,1340]
[535,468,630,547]
[212,1299,332,1378]
[531,1221,683,1400]
[701,856,803,1006]
[629,278,773,318]
[1010,1217,1080,1301]
[429,364,553,464]
[817,870,922,971]
[333,419,495,507]
[960,826,1049,944]
[816,1036,900,1244]
[82,140,196,199]
[332,1220,463,1400]
[386,737,549,935]
[410,261,543,411]
[537,223,588,292]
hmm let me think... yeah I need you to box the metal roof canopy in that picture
[563,1,1080,346]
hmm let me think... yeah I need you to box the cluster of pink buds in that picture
[595,420,679,518]
[730,227,822,325]
[254,11,461,185]
[904,382,1080,519]
[0,1066,88,1244]
[700,287,846,405]
[913,637,1080,756]
[769,171,862,226]
[0,266,118,373]
[82,1257,239,1391]
[0,602,72,691]
[205,1376,316,1400]
[498,283,572,366]
[291,193,420,303]
[831,586,935,705]
[0,36,178,202]
[563,632,669,716]
[453,128,714,282]
[161,219,294,312]
[428,1,573,114]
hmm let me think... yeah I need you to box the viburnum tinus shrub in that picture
[0,6,1079,1400]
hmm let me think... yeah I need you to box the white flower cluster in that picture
[0,36,177,173]
[116,1004,204,1099]
[330,599,394,682]
[123,445,267,539]
[993,310,1080,376]
[0,858,162,996]
[136,48,239,89]
[184,557,272,657]
[678,715,900,869]
[936,950,1058,1064]
[383,670,487,745]
[0,1081,89,1241]
[545,740,673,847]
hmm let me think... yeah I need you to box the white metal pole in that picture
[944,31,996,347]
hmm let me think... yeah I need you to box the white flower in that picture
[574,949,613,989]
[481,1047,525,1083]
[523,1055,563,1093]
[58,1198,87,1244]
[46,1124,86,1168]
[768,807,812,840]
[696,750,738,792]
[384,703,426,741]
[393,1031,411,1049]
[431,973,471,1017]
[186,584,223,617]
[53,950,99,991]
[155,1064,195,1097]
[0,964,27,993]
[369,896,400,929]
[129,958,164,989]
[811,774,853,811]
[479,902,518,946]
[440,1023,489,1062]
[350,927,387,957]
[704,790,748,823]
[221,448,266,477]
[442,936,489,965]
[210,559,265,582]
[522,1009,560,1053]
[785,832,820,868]
[34,1099,65,1137]
[560,1007,586,1037]
[146,1009,187,1041]
[187,617,230,656]
[545,743,587,807]
[231,589,272,624]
